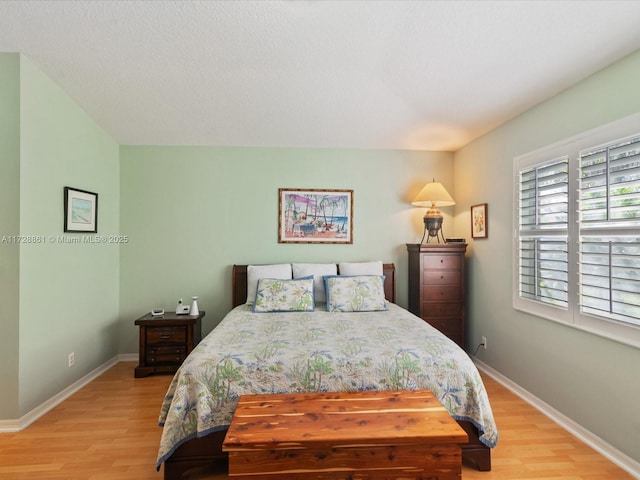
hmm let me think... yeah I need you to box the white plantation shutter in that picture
[578,136,640,327]
[579,135,640,225]
[518,157,569,308]
[514,114,640,348]
[579,238,640,326]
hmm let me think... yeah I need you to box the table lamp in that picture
[411,179,455,243]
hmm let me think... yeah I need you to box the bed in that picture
[157,263,498,479]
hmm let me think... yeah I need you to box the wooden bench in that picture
[222,389,468,480]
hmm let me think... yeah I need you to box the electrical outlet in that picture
[481,336,487,350]
[68,352,75,367]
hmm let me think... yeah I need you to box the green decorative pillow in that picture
[324,275,387,312]
[253,276,315,312]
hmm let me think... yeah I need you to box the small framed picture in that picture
[471,203,488,239]
[278,188,353,244]
[64,187,98,233]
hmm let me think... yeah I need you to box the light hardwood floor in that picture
[0,361,634,480]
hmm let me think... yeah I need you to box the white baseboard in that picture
[0,354,135,433]
[474,358,640,479]
[0,418,20,432]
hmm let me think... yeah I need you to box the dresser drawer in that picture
[424,317,462,340]
[423,269,461,285]
[423,302,462,317]
[146,346,187,365]
[146,326,187,345]
[422,285,461,301]
[423,254,461,270]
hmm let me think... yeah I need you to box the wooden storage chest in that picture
[222,389,468,480]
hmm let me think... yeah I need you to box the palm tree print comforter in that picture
[156,303,498,469]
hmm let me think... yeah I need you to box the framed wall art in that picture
[64,186,98,233]
[471,203,488,239]
[279,188,353,244]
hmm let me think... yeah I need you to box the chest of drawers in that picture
[134,311,204,378]
[407,243,467,348]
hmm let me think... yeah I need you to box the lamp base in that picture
[420,225,447,244]
[420,211,446,244]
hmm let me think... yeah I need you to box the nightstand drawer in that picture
[147,346,187,365]
[423,254,461,270]
[422,285,461,301]
[146,326,187,345]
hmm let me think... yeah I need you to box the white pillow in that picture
[292,263,337,303]
[246,264,292,304]
[338,261,383,276]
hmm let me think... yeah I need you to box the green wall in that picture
[118,146,454,351]
[0,54,20,419]
[453,50,640,463]
[0,54,121,417]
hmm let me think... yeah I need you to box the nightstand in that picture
[134,311,204,378]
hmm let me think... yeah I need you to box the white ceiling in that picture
[2,1,640,151]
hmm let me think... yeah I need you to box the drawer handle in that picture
[159,333,173,339]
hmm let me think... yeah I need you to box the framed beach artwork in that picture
[64,186,98,233]
[278,188,353,244]
[471,203,488,239]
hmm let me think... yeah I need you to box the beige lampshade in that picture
[411,181,455,207]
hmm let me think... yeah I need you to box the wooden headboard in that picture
[232,263,396,308]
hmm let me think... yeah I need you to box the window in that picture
[514,113,640,348]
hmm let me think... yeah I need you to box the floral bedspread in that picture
[156,303,498,469]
